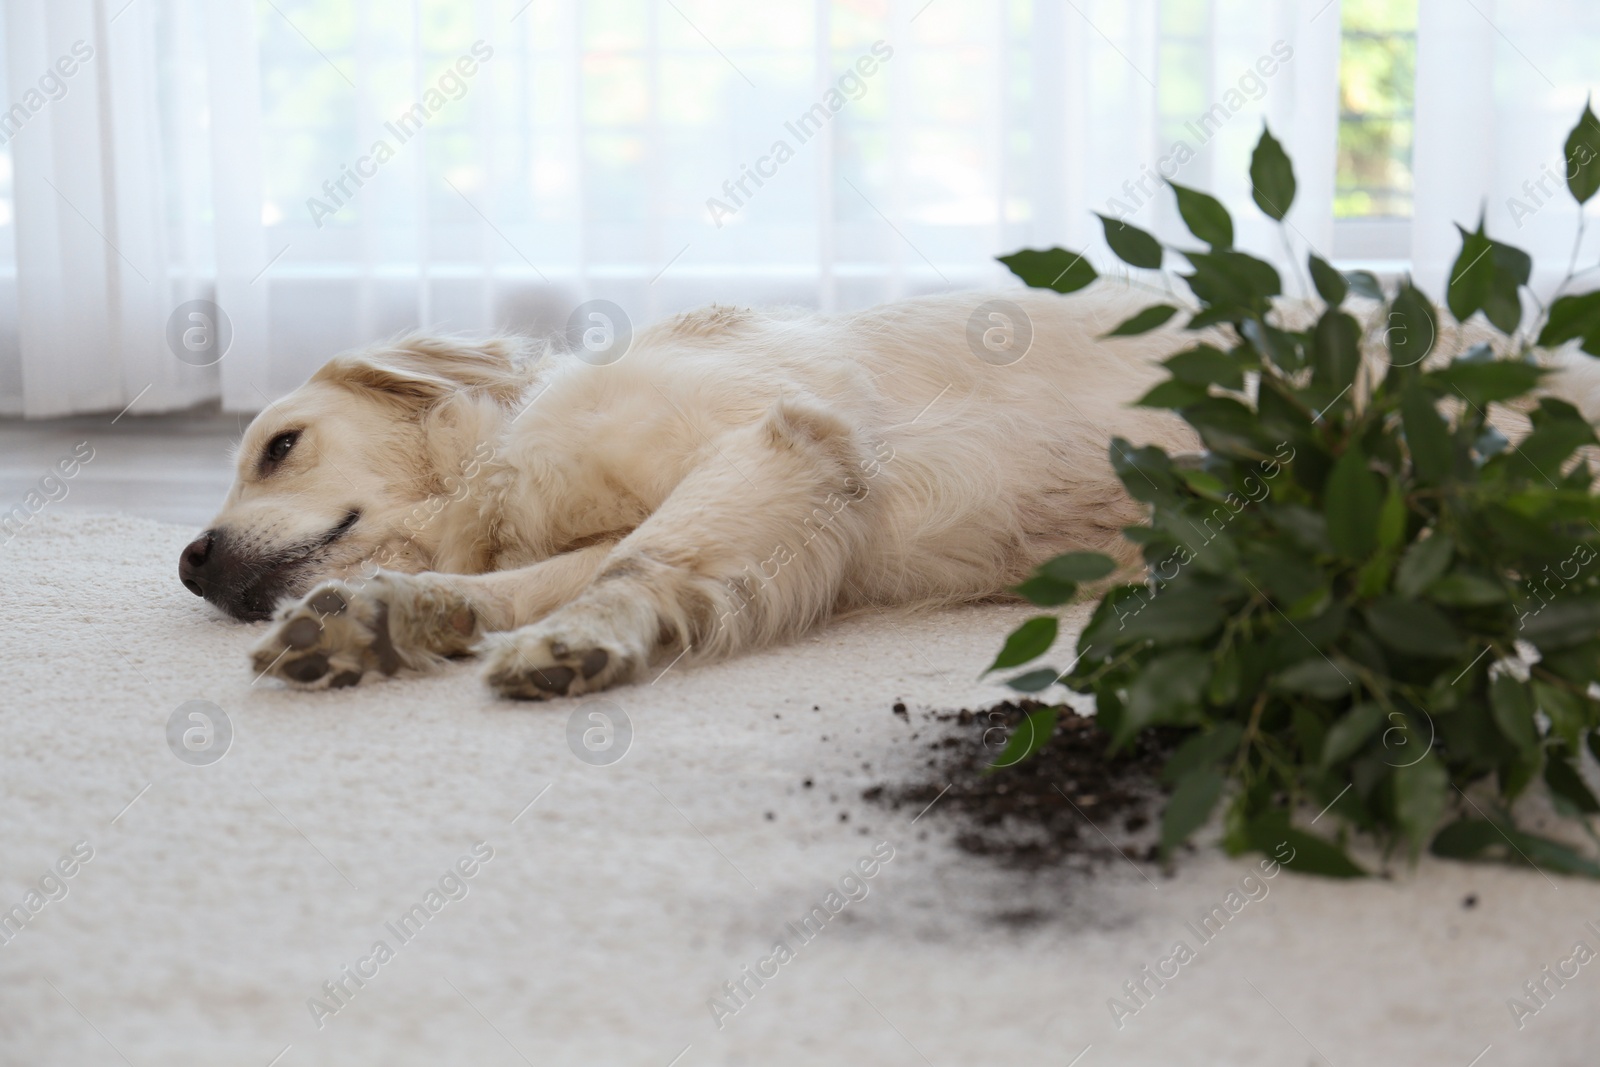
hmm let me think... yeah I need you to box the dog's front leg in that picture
[250,544,613,689]
[481,396,877,699]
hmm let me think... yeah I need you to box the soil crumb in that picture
[863,699,1183,872]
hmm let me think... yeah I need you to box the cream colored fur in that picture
[215,286,1194,698]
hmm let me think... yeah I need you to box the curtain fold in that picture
[1,0,217,418]
[0,0,1342,419]
[1413,0,1600,300]
[204,0,271,414]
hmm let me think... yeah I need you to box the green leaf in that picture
[1242,320,1301,371]
[1516,834,1600,878]
[1178,468,1230,502]
[1136,379,1210,408]
[1486,239,1532,334]
[1446,224,1495,324]
[1534,680,1586,754]
[1169,182,1234,249]
[1564,100,1600,205]
[1545,756,1600,814]
[1248,125,1296,221]
[1401,383,1453,484]
[1275,505,1333,555]
[1429,358,1545,408]
[1431,817,1600,878]
[1119,588,1228,644]
[1161,768,1226,859]
[1510,408,1599,482]
[1110,438,1180,503]
[1498,746,1541,805]
[1538,290,1600,355]
[1183,250,1282,313]
[1005,668,1061,693]
[1312,309,1361,396]
[1376,480,1406,552]
[1354,550,1393,599]
[1542,643,1600,689]
[1104,304,1180,338]
[1445,220,1529,334]
[1206,646,1241,704]
[984,705,1058,771]
[1429,818,1504,860]
[1271,657,1353,699]
[997,248,1098,294]
[1345,270,1384,301]
[1364,597,1466,658]
[986,615,1059,673]
[1013,574,1076,606]
[1119,649,1211,746]
[1164,344,1244,390]
[1395,534,1454,598]
[1324,446,1382,559]
[1308,255,1348,306]
[1394,751,1449,855]
[1040,551,1119,583]
[1276,831,1369,877]
[1388,282,1439,371]
[1160,722,1244,786]
[1520,596,1600,651]
[1495,239,1534,288]
[1096,213,1164,269]
[1489,673,1539,753]
[1292,706,1328,764]
[1248,815,1367,878]
[1182,396,1271,460]
[1321,702,1385,767]
[1428,573,1507,606]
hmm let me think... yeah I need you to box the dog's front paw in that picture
[249,580,405,689]
[480,613,645,700]
[251,572,483,690]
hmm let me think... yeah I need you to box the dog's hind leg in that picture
[250,544,614,690]
[480,396,876,699]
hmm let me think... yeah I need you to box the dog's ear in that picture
[312,334,529,409]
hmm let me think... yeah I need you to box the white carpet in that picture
[2,512,1597,1066]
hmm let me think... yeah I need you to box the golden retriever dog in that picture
[178,287,1200,698]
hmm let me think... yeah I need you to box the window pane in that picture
[1336,0,1416,218]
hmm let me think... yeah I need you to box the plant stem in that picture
[1233,692,1269,777]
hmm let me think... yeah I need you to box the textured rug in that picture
[1,512,1596,1066]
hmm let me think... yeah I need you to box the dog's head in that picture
[179,336,528,620]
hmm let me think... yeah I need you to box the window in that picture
[1332,0,1417,263]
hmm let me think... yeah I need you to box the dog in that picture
[174,286,1234,698]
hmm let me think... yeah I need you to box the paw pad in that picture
[482,626,634,702]
[282,617,322,650]
[250,581,404,690]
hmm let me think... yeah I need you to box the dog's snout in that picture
[177,520,344,621]
[179,530,217,597]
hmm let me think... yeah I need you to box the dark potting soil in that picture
[863,699,1185,872]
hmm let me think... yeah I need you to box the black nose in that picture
[179,531,216,597]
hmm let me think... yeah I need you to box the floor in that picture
[9,507,1598,1065]
[0,407,239,528]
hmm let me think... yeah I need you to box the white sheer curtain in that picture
[0,0,1340,419]
[1412,0,1600,300]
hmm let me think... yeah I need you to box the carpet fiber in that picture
[2,512,1597,1065]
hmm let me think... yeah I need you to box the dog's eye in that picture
[264,431,299,465]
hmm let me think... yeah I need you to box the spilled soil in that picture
[864,699,1185,873]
